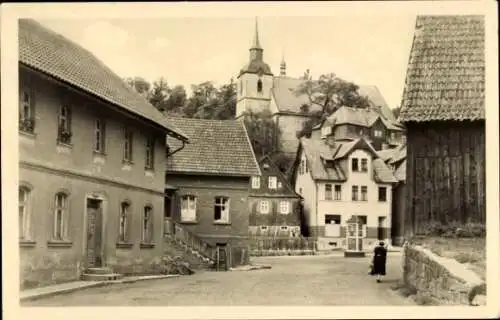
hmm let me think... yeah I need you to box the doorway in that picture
[378,216,387,240]
[86,198,104,268]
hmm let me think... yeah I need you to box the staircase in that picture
[164,219,217,271]
[81,267,123,281]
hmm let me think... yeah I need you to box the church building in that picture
[235,20,399,159]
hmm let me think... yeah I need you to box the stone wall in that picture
[402,242,485,305]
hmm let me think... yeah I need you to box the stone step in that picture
[85,267,114,275]
[81,273,123,281]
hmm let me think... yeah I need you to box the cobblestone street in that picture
[24,254,414,306]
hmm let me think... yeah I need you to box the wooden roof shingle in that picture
[166,118,261,177]
[399,15,485,123]
[19,19,189,141]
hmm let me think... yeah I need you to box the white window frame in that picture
[59,104,70,132]
[352,185,359,201]
[351,158,359,172]
[268,176,277,189]
[145,137,155,170]
[142,206,153,243]
[20,89,32,121]
[94,118,105,153]
[279,200,290,214]
[361,158,368,172]
[53,192,68,240]
[378,187,387,202]
[361,186,368,201]
[181,195,197,222]
[124,128,133,162]
[259,200,270,214]
[251,176,260,189]
[334,184,342,200]
[214,197,230,223]
[19,186,31,240]
[324,184,333,200]
[374,130,383,138]
[119,201,130,242]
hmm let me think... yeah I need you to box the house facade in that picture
[293,136,397,251]
[248,155,302,237]
[18,20,189,289]
[399,15,485,237]
[234,20,398,159]
[165,118,261,267]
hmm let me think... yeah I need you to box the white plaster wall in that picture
[294,150,317,227]
[236,73,273,118]
[315,149,392,228]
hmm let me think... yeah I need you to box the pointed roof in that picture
[251,18,262,50]
[399,15,485,122]
[18,19,189,142]
[250,154,301,198]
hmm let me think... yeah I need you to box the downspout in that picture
[314,180,318,251]
[166,140,186,158]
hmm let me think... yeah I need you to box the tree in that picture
[392,106,401,120]
[124,76,151,97]
[148,77,171,112]
[295,72,371,138]
[165,85,187,115]
[241,109,282,159]
[213,79,237,120]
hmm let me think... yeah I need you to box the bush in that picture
[418,220,485,238]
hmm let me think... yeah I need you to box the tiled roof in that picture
[326,106,403,131]
[399,15,485,122]
[239,60,273,76]
[249,155,300,198]
[272,77,396,122]
[376,149,396,162]
[18,19,189,142]
[166,118,261,177]
[299,138,396,183]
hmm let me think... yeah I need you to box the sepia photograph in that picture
[1,1,499,319]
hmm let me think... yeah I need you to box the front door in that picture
[378,216,387,240]
[86,198,103,268]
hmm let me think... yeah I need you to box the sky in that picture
[39,15,418,108]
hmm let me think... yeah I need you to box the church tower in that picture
[236,18,274,118]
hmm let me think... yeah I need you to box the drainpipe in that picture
[166,140,186,158]
[314,181,319,251]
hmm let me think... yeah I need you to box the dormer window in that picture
[257,79,263,93]
[374,129,383,138]
[321,125,332,139]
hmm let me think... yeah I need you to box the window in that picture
[279,201,290,214]
[94,118,106,153]
[251,176,260,189]
[325,184,333,200]
[334,185,342,200]
[259,200,270,214]
[257,79,263,93]
[304,159,308,173]
[374,130,383,137]
[124,128,133,162]
[361,159,368,172]
[214,197,230,223]
[181,195,197,222]
[145,137,155,170]
[268,176,277,189]
[390,132,396,140]
[58,103,72,144]
[352,185,359,201]
[321,125,331,138]
[19,186,31,240]
[119,202,129,242]
[361,186,368,201]
[278,182,283,189]
[142,206,153,243]
[19,88,35,133]
[351,158,359,172]
[53,193,68,240]
[378,187,387,202]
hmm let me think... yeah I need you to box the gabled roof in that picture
[298,138,396,183]
[18,19,189,142]
[376,144,407,182]
[325,106,404,131]
[399,15,485,123]
[166,118,261,177]
[251,155,300,198]
[271,77,396,122]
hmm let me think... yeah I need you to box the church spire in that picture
[280,49,286,76]
[251,17,262,50]
[249,17,263,62]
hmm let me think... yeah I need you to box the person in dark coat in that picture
[370,241,387,282]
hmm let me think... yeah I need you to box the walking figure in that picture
[370,241,387,283]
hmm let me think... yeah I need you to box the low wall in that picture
[402,242,485,305]
[248,237,316,256]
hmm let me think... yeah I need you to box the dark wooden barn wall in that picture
[404,120,485,236]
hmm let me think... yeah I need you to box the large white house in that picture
[292,136,397,251]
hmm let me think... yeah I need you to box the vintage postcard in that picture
[1,1,499,319]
